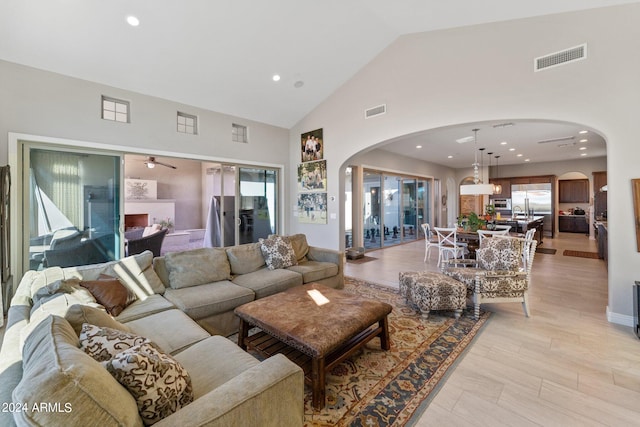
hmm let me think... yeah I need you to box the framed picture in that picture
[298,192,327,224]
[301,128,323,162]
[297,160,327,193]
[633,179,640,251]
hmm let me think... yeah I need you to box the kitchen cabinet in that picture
[559,215,589,233]
[559,179,589,203]
[489,179,511,198]
[593,171,607,218]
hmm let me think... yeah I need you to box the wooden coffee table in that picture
[234,283,392,410]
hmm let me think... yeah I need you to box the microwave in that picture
[493,198,511,210]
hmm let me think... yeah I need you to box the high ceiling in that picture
[1,1,630,166]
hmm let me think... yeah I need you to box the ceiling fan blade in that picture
[156,161,177,169]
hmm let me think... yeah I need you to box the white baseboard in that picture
[606,306,635,327]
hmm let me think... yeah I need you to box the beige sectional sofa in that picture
[0,234,343,426]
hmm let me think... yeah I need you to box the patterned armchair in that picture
[441,235,537,319]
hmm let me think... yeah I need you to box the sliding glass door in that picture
[25,146,121,271]
[238,167,277,244]
[362,169,432,251]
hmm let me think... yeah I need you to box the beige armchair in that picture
[441,235,537,319]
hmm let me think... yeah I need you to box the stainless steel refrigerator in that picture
[511,183,552,236]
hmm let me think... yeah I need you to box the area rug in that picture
[346,255,378,264]
[300,277,490,426]
[536,247,557,255]
[563,250,600,259]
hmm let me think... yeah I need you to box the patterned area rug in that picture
[301,277,490,426]
[563,250,600,259]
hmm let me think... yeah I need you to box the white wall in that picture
[288,4,640,323]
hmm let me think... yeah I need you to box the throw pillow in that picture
[105,342,194,426]
[259,235,297,270]
[80,323,152,362]
[80,274,137,316]
[477,237,522,271]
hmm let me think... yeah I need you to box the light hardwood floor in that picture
[345,232,640,426]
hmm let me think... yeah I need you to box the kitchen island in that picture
[494,215,544,244]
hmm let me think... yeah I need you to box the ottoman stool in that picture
[399,271,466,319]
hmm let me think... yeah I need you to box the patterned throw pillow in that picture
[477,237,522,271]
[259,236,297,270]
[80,323,151,362]
[104,342,194,426]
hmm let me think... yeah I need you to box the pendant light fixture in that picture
[460,128,495,196]
[494,155,503,194]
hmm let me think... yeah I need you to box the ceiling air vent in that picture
[534,43,587,72]
[365,104,386,119]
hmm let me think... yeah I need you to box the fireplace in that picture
[125,213,149,229]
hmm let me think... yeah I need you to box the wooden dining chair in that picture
[433,227,468,267]
[420,223,439,262]
[477,229,510,246]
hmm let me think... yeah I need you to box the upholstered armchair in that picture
[441,235,537,319]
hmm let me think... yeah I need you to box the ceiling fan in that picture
[144,156,177,169]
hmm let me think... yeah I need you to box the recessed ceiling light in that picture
[500,141,508,145]
[509,148,516,152]
[447,155,453,159]
[579,146,587,150]
[580,139,588,143]
[516,154,523,157]
[579,130,588,134]
[524,159,530,162]
[416,145,422,149]
[126,16,140,26]
[294,80,304,88]
[272,75,281,82]
[581,153,587,156]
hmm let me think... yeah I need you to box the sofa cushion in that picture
[259,236,297,270]
[125,309,211,355]
[173,335,260,399]
[163,281,255,321]
[226,243,265,275]
[116,294,176,323]
[26,266,65,297]
[104,251,166,296]
[105,342,194,426]
[231,267,303,299]
[65,304,132,336]
[477,237,522,271]
[31,278,96,310]
[164,248,231,289]
[80,323,152,362]
[80,274,137,316]
[286,260,339,283]
[13,315,142,427]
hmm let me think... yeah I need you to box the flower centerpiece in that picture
[458,212,487,232]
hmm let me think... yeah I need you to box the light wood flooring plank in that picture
[345,232,640,425]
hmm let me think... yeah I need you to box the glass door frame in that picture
[17,140,124,276]
[9,132,285,281]
[358,167,434,252]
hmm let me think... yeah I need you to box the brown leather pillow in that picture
[80,275,137,317]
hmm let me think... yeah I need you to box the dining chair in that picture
[477,229,510,246]
[494,225,512,232]
[420,223,439,262]
[433,227,468,267]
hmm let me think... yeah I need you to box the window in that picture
[101,96,130,123]
[177,112,198,135]
[232,123,248,143]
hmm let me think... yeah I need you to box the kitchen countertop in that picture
[560,214,586,217]
[495,215,544,224]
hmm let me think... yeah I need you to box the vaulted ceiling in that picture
[1,1,630,166]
